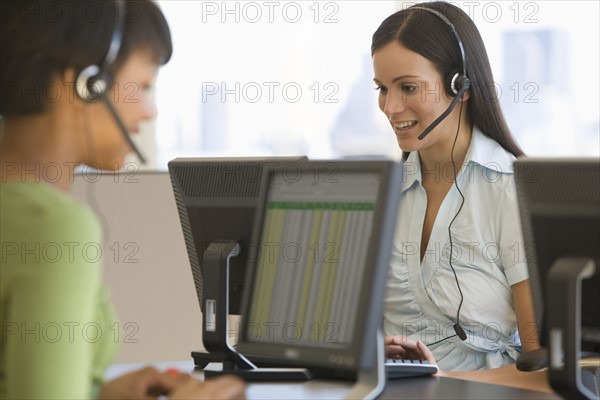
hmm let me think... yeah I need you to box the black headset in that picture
[75,0,124,103]
[74,0,147,164]
[412,6,470,97]
[412,6,472,141]
[410,5,470,344]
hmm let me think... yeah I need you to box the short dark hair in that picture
[0,0,172,115]
[372,1,524,158]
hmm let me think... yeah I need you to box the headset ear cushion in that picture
[444,69,460,96]
[445,69,470,97]
[453,74,471,95]
[76,65,106,102]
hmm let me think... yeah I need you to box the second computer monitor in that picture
[515,157,600,353]
[168,157,307,315]
[515,157,599,398]
[237,160,403,374]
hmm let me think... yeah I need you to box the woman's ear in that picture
[460,88,470,102]
[62,68,86,109]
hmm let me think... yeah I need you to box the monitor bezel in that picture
[236,160,403,373]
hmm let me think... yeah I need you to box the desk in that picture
[106,360,559,399]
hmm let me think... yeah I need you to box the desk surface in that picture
[242,374,557,399]
[106,360,559,399]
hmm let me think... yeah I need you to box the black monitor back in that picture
[168,157,307,315]
[515,158,600,353]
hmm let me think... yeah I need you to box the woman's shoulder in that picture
[1,182,102,274]
[464,128,518,193]
[1,182,100,237]
[468,129,516,173]
[1,182,104,301]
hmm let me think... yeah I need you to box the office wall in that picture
[70,171,203,363]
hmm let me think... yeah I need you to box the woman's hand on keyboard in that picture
[384,336,436,364]
[384,336,447,376]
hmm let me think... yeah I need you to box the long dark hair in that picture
[1,0,172,115]
[372,2,524,158]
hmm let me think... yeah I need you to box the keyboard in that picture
[385,359,438,379]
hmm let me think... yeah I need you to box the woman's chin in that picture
[396,138,421,153]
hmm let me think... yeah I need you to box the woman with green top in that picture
[0,1,245,398]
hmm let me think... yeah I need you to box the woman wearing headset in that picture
[0,1,245,398]
[372,2,548,390]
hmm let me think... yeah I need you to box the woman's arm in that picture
[2,197,106,398]
[447,364,552,393]
[512,279,540,353]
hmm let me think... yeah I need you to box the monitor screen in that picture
[515,158,600,353]
[237,160,403,374]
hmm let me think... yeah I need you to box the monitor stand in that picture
[197,241,313,381]
[547,257,599,400]
[191,350,219,370]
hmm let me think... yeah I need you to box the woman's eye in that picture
[401,84,418,94]
[374,85,387,93]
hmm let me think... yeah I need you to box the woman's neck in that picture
[1,112,84,192]
[418,116,473,185]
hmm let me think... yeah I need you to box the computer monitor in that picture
[225,160,402,391]
[515,158,600,399]
[168,157,307,368]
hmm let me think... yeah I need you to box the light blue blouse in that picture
[384,127,529,371]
